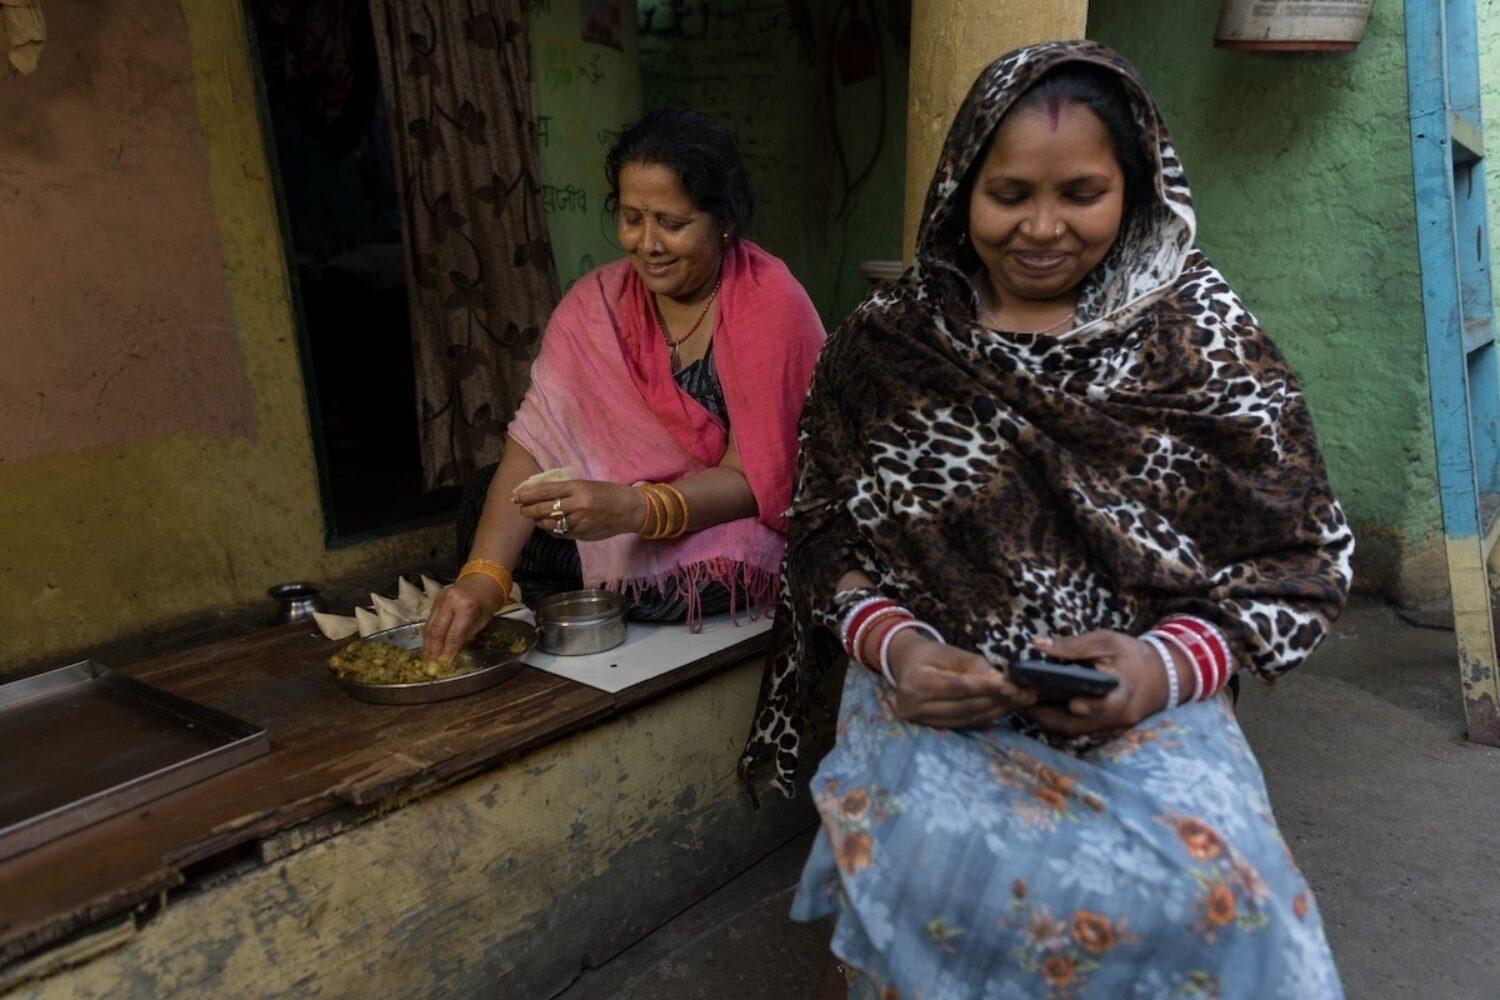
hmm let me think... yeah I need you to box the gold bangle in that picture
[633,485,657,539]
[459,559,512,596]
[657,485,687,539]
[646,484,675,539]
[662,483,690,538]
[636,484,662,538]
[461,558,510,578]
[635,485,653,535]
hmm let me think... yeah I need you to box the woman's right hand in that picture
[886,632,1037,728]
[421,575,506,663]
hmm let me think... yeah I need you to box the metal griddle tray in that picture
[0,660,269,863]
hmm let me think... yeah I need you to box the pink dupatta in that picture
[507,241,825,617]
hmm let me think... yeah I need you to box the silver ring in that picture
[551,499,564,514]
[553,514,570,536]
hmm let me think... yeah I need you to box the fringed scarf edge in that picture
[587,556,780,632]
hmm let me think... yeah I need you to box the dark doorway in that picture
[244,0,460,541]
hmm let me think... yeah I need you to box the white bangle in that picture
[853,606,906,668]
[878,620,943,687]
[1154,628,1201,701]
[1160,623,1223,699]
[1142,633,1179,710]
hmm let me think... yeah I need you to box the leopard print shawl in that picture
[739,41,1354,799]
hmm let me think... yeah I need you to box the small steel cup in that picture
[268,582,327,625]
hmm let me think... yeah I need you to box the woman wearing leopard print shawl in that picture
[742,42,1353,999]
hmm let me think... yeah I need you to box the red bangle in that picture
[859,612,914,672]
[1157,620,1226,699]
[1157,622,1219,696]
[843,598,898,658]
[1179,617,1233,693]
[1171,615,1232,674]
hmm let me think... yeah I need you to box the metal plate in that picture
[0,661,270,863]
[330,617,538,705]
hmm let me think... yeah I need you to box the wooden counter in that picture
[0,620,806,996]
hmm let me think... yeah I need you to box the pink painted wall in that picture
[0,0,254,462]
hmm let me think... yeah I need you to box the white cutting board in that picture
[502,608,773,694]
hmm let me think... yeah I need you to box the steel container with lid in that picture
[535,589,627,655]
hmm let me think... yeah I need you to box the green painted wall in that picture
[1088,0,1443,604]
[637,0,908,327]
[531,0,643,290]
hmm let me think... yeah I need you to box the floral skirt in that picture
[793,667,1342,999]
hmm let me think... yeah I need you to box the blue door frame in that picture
[1406,0,1500,743]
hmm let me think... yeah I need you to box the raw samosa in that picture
[515,466,580,494]
[355,606,382,638]
[313,611,359,641]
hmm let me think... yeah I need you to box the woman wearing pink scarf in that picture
[425,111,825,661]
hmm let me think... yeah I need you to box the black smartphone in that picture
[1007,659,1119,705]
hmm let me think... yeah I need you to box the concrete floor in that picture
[555,598,1500,999]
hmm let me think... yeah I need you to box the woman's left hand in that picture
[1022,630,1170,736]
[513,479,646,542]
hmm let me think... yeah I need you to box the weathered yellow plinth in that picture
[902,0,1089,258]
[2,659,814,999]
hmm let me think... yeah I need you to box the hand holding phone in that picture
[881,629,1038,729]
[1020,631,1174,738]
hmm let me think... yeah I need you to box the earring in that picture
[722,231,729,241]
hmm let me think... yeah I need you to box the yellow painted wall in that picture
[0,1,448,679]
[901,0,1089,256]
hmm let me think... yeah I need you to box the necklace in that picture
[982,304,1076,336]
[654,278,721,369]
[973,276,1077,336]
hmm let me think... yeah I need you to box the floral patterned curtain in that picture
[369,0,559,489]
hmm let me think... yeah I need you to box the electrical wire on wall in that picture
[786,0,897,227]
[787,0,905,317]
